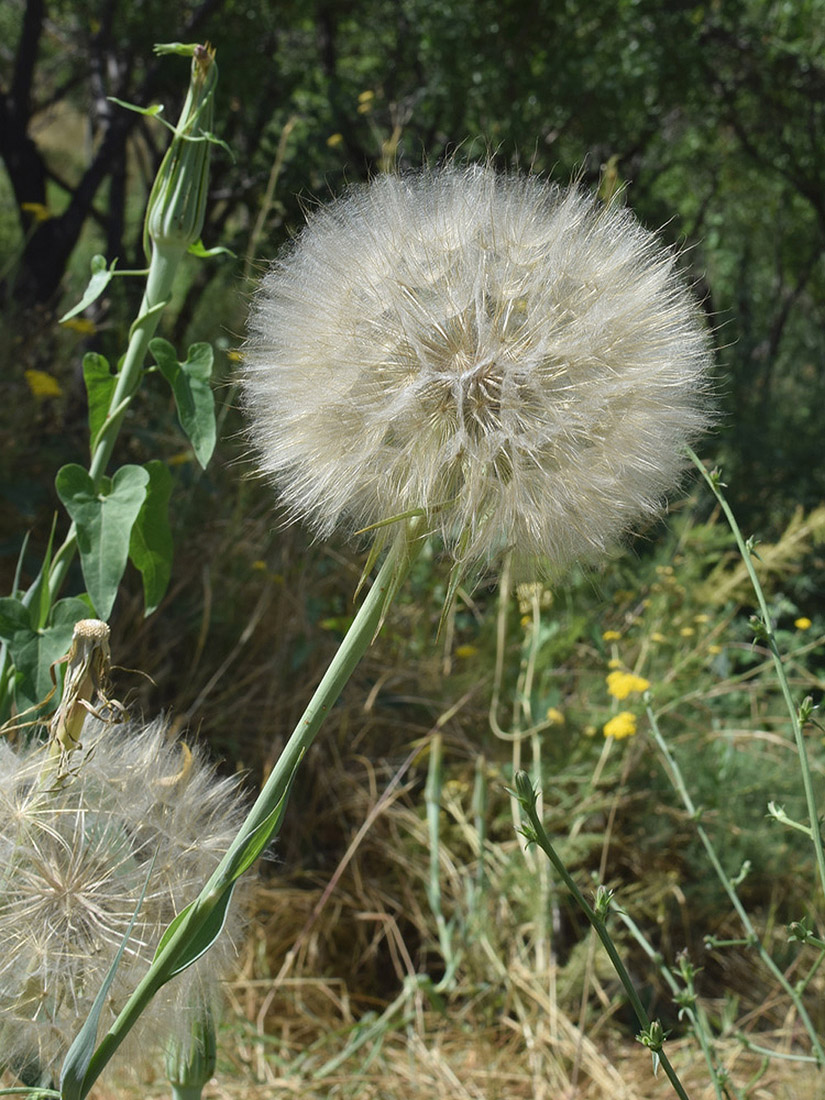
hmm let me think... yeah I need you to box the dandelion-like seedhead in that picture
[0,718,245,1080]
[243,164,712,577]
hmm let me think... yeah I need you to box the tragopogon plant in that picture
[22,162,713,1097]
[0,43,222,723]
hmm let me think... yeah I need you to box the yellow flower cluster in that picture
[606,670,650,700]
[603,711,637,740]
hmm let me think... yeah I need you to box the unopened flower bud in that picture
[166,1006,217,1100]
[144,44,217,258]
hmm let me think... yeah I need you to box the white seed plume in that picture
[0,717,245,1080]
[243,165,712,575]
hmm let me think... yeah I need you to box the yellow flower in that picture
[650,631,666,643]
[795,617,812,631]
[606,670,650,700]
[62,317,97,335]
[25,369,62,399]
[21,201,51,223]
[680,626,695,637]
[694,614,710,624]
[454,644,478,658]
[607,658,622,669]
[604,711,637,740]
[708,644,722,655]
[602,629,622,642]
[545,706,565,726]
[326,132,344,148]
[357,90,375,114]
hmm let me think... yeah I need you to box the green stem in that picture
[0,246,185,721]
[616,908,725,1100]
[46,246,186,606]
[687,447,825,905]
[647,705,825,1064]
[516,774,692,1100]
[78,527,420,1094]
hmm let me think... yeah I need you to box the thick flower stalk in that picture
[0,717,245,1082]
[243,165,712,577]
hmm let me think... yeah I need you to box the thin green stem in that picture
[515,773,692,1100]
[687,447,825,904]
[0,247,186,723]
[616,908,725,1100]
[648,705,825,1064]
[79,526,420,1094]
[46,247,185,606]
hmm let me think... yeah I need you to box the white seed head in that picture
[243,165,712,576]
[0,717,245,1080]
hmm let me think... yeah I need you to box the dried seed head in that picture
[0,717,245,1081]
[243,165,713,577]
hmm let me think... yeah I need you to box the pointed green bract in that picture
[55,464,149,619]
[150,339,216,469]
[129,461,174,615]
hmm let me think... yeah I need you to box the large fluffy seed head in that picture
[0,718,245,1080]
[243,165,712,575]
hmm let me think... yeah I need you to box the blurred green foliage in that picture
[3,0,825,528]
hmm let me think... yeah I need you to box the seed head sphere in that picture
[0,719,245,1078]
[243,165,712,575]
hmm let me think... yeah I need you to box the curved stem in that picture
[515,773,693,1100]
[79,526,421,1094]
[648,704,825,1065]
[687,448,825,907]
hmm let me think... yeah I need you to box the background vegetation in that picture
[2,0,825,1096]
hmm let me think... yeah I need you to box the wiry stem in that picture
[77,523,422,1095]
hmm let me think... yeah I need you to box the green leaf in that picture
[227,783,294,881]
[60,855,156,1100]
[107,96,166,119]
[5,598,89,712]
[187,237,236,258]
[153,42,199,57]
[26,513,59,630]
[153,883,236,980]
[55,464,149,619]
[129,461,174,615]
[83,353,117,453]
[59,256,117,323]
[150,338,216,469]
[0,596,30,641]
[153,751,300,980]
[129,298,168,340]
